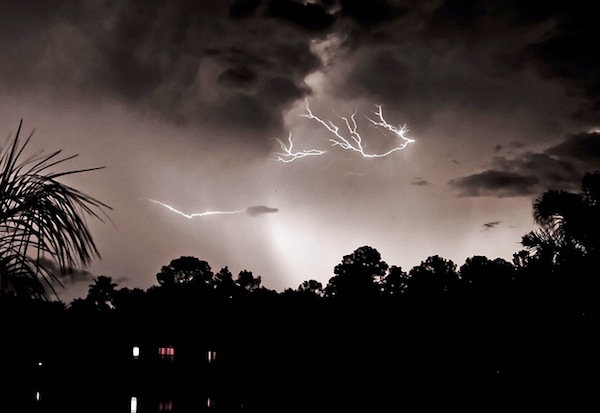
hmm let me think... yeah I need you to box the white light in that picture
[132,346,140,359]
[276,100,415,162]
[146,198,244,219]
[275,132,327,163]
[35,391,41,401]
[302,100,415,158]
[130,396,138,413]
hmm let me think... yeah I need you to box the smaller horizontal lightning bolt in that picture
[146,199,243,219]
[275,132,327,163]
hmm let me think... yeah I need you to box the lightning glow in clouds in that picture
[146,199,278,219]
[276,100,415,162]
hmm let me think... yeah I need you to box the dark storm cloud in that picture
[343,49,411,103]
[411,178,431,186]
[545,131,600,165]
[217,65,258,90]
[448,131,600,197]
[4,0,599,148]
[524,3,600,120]
[482,221,501,231]
[449,170,540,198]
[266,0,335,32]
[244,205,279,216]
[234,0,405,29]
[229,0,263,18]
[325,5,554,126]
[428,1,600,121]
[39,258,95,286]
[337,0,406,28]
[495,141,527,155]
[0,0,330,146]
[39,258,130,295]
[317,0,600,133]
[0,0,415,142]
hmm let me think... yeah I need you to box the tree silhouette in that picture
[522,171,600,263]
[459,256,514,295]
[297,279,324,296]
[380,265,409,297]
[236,269,261,295]
[1,231,596,410]
[86,275,118,311]
[0,121,110,299]
[213,266,237,298]
[406,255,459,298]
[156,256,214,286]
[112,286,146,313]
[519,171,600,317]
[325,245,388,299]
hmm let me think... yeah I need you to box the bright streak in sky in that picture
[147,199,243,219]
[303,100,415,158]
[275,132,327,163]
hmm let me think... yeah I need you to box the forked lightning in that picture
[275,132,327,163]
[276,100,415,162]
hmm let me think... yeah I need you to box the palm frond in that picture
[0,120,111,299]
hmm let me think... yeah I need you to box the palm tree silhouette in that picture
[0,120,111,299]
[522,171,600,263]
[86,275,119,311]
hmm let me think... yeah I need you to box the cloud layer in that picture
[449,132,600,197]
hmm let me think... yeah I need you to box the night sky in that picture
[1,0,599,303]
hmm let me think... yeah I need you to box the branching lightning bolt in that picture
[275,100,415,163]
[147,199,243,219]
[275,132,327,163]
[302,100,415,158]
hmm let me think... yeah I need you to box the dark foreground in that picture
[3,297,596,412]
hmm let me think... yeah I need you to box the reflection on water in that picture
[127,395,214,412]
[28,389,224,412]
[9,345,241,412]
[129,395,175,412]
